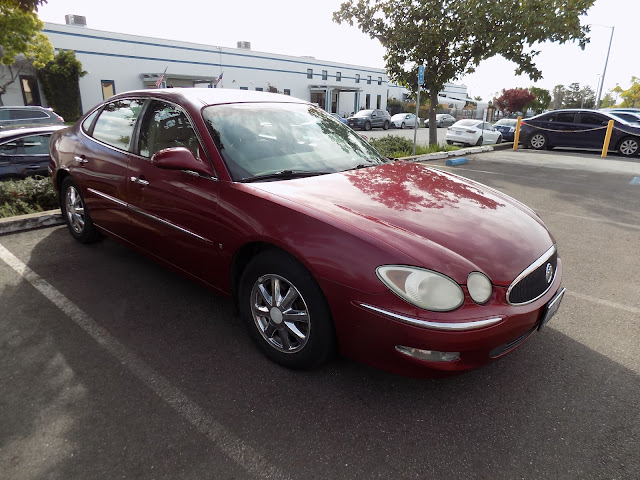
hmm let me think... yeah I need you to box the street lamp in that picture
[595,25,615,109]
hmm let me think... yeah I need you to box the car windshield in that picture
[202,103,389,181]
[454,120,480,127]
[495,119,517,126]
[353,110,373,117]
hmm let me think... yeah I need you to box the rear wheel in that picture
[617,137,639,157]
[383,120,390,130]
[529,132,547,150]
[475,136,484,146]
[401,122,405,129]
[238,250,336,369]
[60,177,102,243]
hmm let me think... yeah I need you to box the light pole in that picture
[595,25,615,109]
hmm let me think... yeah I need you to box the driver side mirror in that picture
[152,147,215,177]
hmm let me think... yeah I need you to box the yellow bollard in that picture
[601,120,614,158]
[513,116,522,150]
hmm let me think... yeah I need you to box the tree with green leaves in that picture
[599,92,616,108]
[333,0,594,144]
[562,82,595,109]
[0,0,54,105]
[612,77,640,108]
[38,50,87,121]
[528,87,551,114]
[550,84,565,110]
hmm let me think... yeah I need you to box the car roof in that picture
[0,105,51,110]
[107,88,308,108]
[0,125,66,139]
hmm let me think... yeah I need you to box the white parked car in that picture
[390,113,420,128]
[446,120,503,146]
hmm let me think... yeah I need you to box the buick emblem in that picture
[545,263,554,283]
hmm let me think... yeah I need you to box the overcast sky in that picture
[37,0,637,102]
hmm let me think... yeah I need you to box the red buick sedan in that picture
[49,89,565,377]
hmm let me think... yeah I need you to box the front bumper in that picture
[317,258,564,377]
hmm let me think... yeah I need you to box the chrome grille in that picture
[507,245,557,305]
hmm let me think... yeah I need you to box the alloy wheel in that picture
[65,185,85,234]
[531,134,546,149]
[250,274,310,353]
[619,138,639,156]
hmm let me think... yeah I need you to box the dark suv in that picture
[347,109,391,131]
[0,106,65,130]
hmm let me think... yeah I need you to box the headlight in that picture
[376,266,464,312]
[467,272,493,304]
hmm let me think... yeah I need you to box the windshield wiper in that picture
[240,170,332,183]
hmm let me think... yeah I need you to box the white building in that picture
[1,18,390,118]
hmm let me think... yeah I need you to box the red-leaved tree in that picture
[494,88,536,115]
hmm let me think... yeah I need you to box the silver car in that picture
[0,106,65,130]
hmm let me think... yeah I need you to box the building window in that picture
[101,80,115,100]
[367,75,371,85]
[336,72,341,82]
[19,76,41,106]
[378,77,382,86]
[355,74,360,84]
[365,94,371,109]
[255,87,263,91]
[377,95,382,109]
[322,70,327,80]
[307,69,313,79]
[284,89,291,95]
[240,86,248,90]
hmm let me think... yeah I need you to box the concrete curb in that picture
[0,209,64,235]
[400,144,500,163]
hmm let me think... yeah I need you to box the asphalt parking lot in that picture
[1,148,639,479]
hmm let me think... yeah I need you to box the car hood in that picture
[249,162,555,285]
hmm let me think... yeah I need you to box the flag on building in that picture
[156,67,168,88]
[215,71,224,87]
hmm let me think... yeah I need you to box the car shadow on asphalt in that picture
[1,227,638,479]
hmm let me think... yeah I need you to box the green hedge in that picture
[370,135,458,158]
[0,176,59,218]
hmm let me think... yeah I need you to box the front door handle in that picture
[130,176,149,186]
[74,155,88,165]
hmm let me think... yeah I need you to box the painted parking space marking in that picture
[566,291,640,317]
[0,241,291,480]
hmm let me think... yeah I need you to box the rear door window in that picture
[578,113,607,126]
[91,99,144,151]
[11,109,48,120]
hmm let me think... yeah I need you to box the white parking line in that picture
[0,242,291,480]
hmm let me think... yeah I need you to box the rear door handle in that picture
[74,156,88,165]
[130,176,149,186]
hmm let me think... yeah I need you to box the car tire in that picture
[364,121,372,131]
[383,120,390,130]
[617,136,640,157]
[446,140,453,145]
[60,177,102,243]
[496,135,503,144]
[401,122,405,129]
[475,136,484,146]
[238,250,336,369]
[529,132,547,150]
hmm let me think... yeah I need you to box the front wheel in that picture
[364,121,372,131]
[617,137,640,157]
[529,132,547,150]
[238,250,336,369]
[60,177,102,243]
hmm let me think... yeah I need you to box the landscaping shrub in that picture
[369,135,458,158]
[0,176,59,218]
